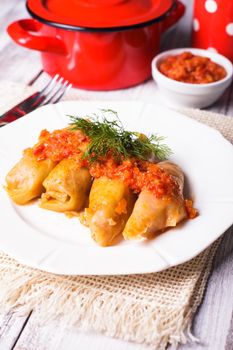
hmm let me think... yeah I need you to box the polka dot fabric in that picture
[205,0,218,13]
[192,0,233,62]
[226,23,233,36]
[193,18,200,31]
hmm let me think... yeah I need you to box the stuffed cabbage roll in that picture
[85,176,135,247]
[123,161,187,240]
[5,149,56,205]
[40,158,92,212]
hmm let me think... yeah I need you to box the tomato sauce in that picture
[115,198,127,215]
[89,157,179,199]
[33,128,89,162]
[184,199,198,219]
[32,128,197,217]
[159,51,226,84]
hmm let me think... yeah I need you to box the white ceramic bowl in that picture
[151,48,233,108]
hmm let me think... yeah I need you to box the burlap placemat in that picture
[0,82,232,349]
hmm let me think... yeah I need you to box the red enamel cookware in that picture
[8,0,185,90]
[192,0,233,62]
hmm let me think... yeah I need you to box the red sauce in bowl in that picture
[158,51,227,84]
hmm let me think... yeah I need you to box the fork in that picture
[0,74,72,126]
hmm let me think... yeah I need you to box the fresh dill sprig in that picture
[69,110,172,162]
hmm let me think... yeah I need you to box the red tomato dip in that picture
[158,51,226,84]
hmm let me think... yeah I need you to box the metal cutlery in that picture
[0,74,72,127]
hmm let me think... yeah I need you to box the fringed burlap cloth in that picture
[0,82,233,349]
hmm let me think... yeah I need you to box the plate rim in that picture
[0,100,232,275]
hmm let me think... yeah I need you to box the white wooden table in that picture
[0,1,233,349]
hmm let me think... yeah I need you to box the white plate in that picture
[0,101,232,275]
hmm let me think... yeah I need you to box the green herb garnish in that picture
[69,109,171,162]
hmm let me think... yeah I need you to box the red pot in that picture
[7,0,185,90]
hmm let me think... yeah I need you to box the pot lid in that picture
[26,0,174,31]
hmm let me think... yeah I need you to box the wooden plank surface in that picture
[0,1,233,349]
